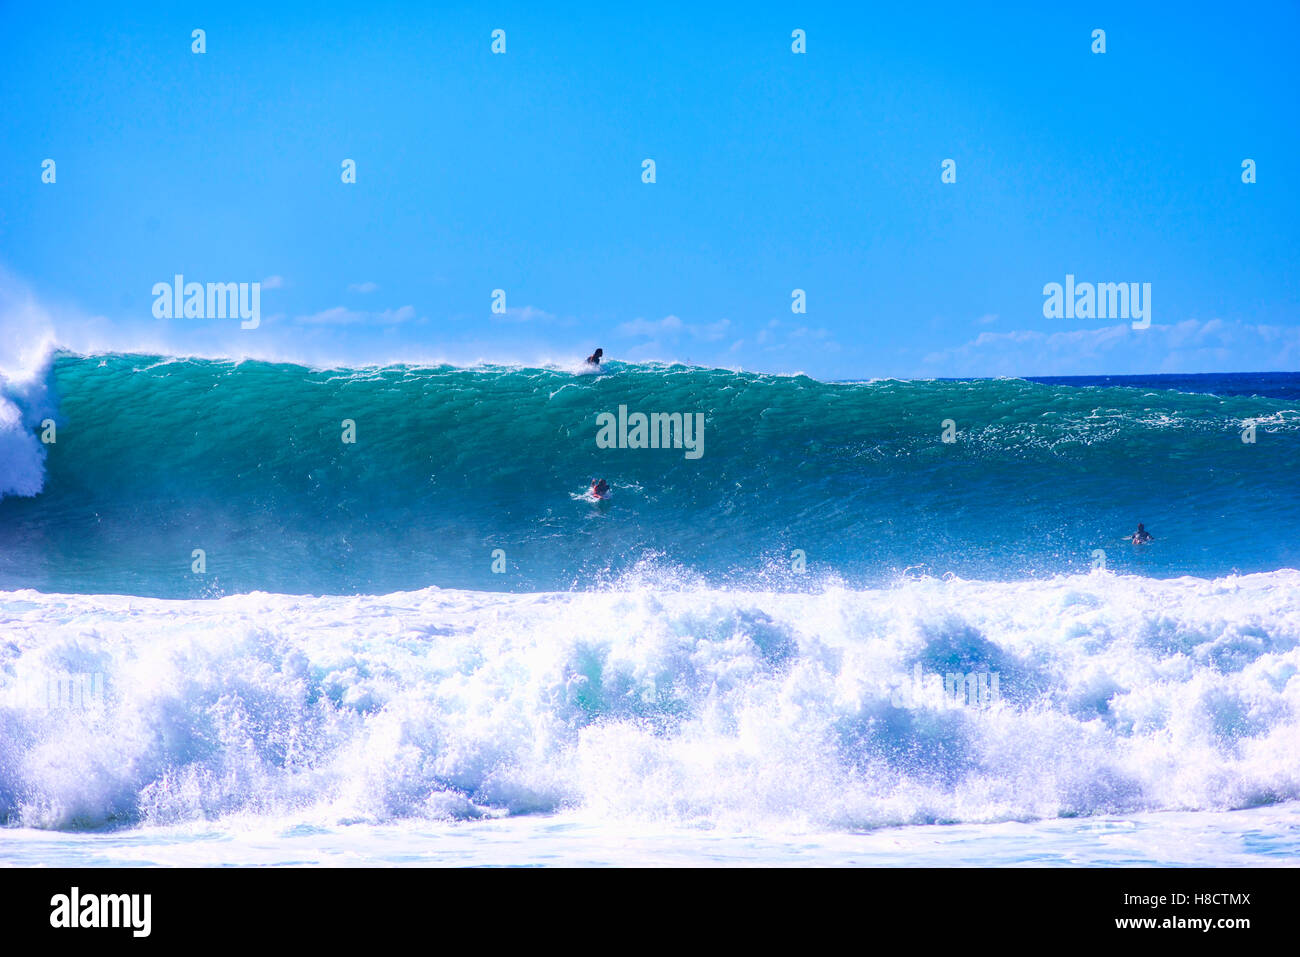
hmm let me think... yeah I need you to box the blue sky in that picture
[1,1,1298,378]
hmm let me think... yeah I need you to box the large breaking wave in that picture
[2,353,1299,594]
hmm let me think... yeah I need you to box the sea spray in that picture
[2,572,1298,831]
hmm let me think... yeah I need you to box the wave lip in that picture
[0,350,57,499]
[2,571,1298,832]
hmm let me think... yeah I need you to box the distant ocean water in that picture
[1,353,1298,865]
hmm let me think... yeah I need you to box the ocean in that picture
[2,353,1299,865]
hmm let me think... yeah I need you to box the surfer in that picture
[1131,522,1153,545]
[586,348,603,366]
[590,478,610,499]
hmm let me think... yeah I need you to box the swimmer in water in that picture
[590,478,610,499]
[1131,522,1153,544]
[586,348,603,366]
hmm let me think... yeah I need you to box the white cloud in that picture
[295,304,418,326]
[616,315,682,338]
[615,315,730,341]
[612,315,734,361]
[753,318,837,353]
[261,275,285,289]
[922,319,1300,376]
[348,281,379,294]
[693,319,731,341]
[501,305,556,323]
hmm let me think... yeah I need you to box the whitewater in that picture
[3,573,1300,864]
[2,353,1299,864]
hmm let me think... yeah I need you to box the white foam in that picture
[2,572,1298,831]
[0,349,57,499]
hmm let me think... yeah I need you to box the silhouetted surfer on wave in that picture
[586,348,603,366]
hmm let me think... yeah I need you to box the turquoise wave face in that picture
[2,354,1299,597]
